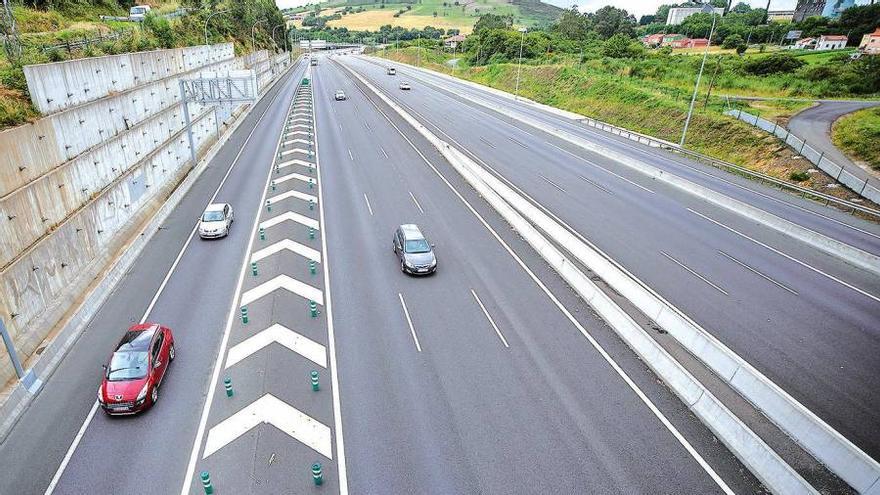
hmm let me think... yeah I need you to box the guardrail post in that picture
[799,139,807,155]
[0,319,42,394]
[816,151,824,166]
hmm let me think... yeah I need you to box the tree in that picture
[639,15,655,26]
[554,7,589,41]
[602,32,640,58]
[473,13,513,33]
[835,4,880,46]
[592,6,636,39]
[731,2,751,13]
[722,33,743,49]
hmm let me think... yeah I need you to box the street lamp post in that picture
[272,24,285,51]
[204,10,229,46]
[680,4,717,147]
[252,19,267,53]
[514,27,527,99]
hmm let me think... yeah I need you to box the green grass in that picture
[833,106,880,170]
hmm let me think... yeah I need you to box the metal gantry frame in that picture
[178,75,257,165]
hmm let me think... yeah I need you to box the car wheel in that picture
[400,259,406,273]
[169,344,175,362]
[150,386,159,405]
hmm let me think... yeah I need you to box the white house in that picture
[816,34,848,50]
[666,7,725,25]
[793,37,816,49]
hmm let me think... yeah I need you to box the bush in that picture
[602,33,642,59]
[789,170,810,182]
[46,49,66,62]
[742,53,805,75]
[722,34,743,50]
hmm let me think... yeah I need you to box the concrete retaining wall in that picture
[0,46,289,391]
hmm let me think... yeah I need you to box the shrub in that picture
[722,34,743,50]
[789,170,810,182]
[742,53,805,76]
[46,49,66,62]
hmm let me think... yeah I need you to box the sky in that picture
[274,0,873,17]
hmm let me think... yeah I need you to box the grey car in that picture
[392,224,437,275]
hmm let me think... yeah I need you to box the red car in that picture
[98,323,175,415]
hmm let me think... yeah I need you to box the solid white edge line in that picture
[659,250,730,297]
[408,191,425,214]
[178,68,300,495]
[363,193,374,216]
[397,293,422,352]
[313,67,350,494]
[470,289,510,348]
[343,61,734,494]
[45,65,295,495]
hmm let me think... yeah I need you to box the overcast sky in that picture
[274,0,873,17]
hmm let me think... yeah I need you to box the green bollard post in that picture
[309,300,318,318]
[311,370,319,391]
[201,471,214,494]
[309,260,317,275]
[271,180,276,191]
[266,200,272,212]
[308,178,314,189]
[312,463,323,486]
[308,227,315,240]
[224,377,233,397]
[308,199,315,211]
[259,227,266,241]
[251,262,258,277]
[241,306,249,325]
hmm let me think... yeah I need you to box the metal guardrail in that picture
[579,116,880,221]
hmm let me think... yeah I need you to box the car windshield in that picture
[106,351,148,381]
[404,239,431,254]
[202,211,224,222]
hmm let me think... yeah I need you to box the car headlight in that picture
[136,382,149,401]
[404,260,415,268]
[97,388,104,404]
[430,259,437,267]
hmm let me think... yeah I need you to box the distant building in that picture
[859,28,880,54]
[817,34,848,50]
[767,10,795,22]
[666,7,725,26]
[443,34,466,50]
[641,33,666,47]
[793,0,855,22]
[660,34,687,47]
[794,37,817,49]
[686,38,710,49]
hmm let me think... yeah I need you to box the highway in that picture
[337,55,880,463]
[0,48,877,495]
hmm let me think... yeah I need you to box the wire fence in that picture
[38,29,130,54]
[725,108,880,205]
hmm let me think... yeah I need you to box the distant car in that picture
[129,4,151,21]
[392,224,437,275]
[98,323,175,415]
[399,82,411,90]
[335,90,347,101]
[387,67,396,75]
[199,203,234,239]
[311,59,318,66]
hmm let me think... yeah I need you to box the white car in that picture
[399,82,411,90]
[334,90,346,101]
[387,67,396,75]
[199,203,234,239]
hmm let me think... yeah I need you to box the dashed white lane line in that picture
[687,207,880,304]
[471,289,510,348]
[364,193,374,216]
[398,293,422,352]
[250,239,321,264]
[260,211,319,231]
[240,274,324,307]
[409,191,425,214]
[380,146,388,158]
[508,135,529,149]
[225,323,326,369]
[202,394,332,459]
[547,141,655,195]
[538,174,566,193]
[479,136,496,148]
[578,174,613,195]
[660,250,729,296]
[348,148,354,161]
[718,250,798,296]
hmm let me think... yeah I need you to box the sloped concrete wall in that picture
[0,46,290,387]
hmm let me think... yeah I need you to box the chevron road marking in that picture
[241,274,323,306]
[274,172,315,185]
[283,138,312,146]
[267,189,318,205]
[285,130,311,137]
[251,238,321,263]
[288,118,311,125]
[203,394,332,459]
[292,112,312,118]
[260,211,319,231]
[225,323,326,369]
[286,124,311,131]
[280,149,312,158]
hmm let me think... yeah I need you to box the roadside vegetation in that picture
[833,107,880,171]
[0,0,287,130]
[371,2,880,204]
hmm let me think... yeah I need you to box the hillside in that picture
[314,0,562,34]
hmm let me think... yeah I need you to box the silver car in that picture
[392,224,436,275]
[334,90,346,101]
[199,203,234,239]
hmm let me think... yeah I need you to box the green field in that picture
[833,106,880,170]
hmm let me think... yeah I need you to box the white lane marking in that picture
[688,208,880,304]
[718,250,798,296]
[288,118,311,124]
[363,193,374,216]
[538,174,566,193]
[273,172,316,186]
[260,211,319,231]
[352,79,734,494]
[312,69,349,492]
[508,135,529,149]
[578,174,613,195]
[380,146,388,159]
[409,191,425,214]
[250,239,321,264]
[240,274,324,306]
[279,148,312,158]
[267,189,318,205]
[471,289,510,348]
[286,124,311,131]
[283,138,312,147]
[398,293,422,352]
[479,136,496,148]
[181,78,306,495]
[285,130,311,138]
[547,141,656,194]
[46,61,300,495]
[660,250,729,296]
[225,324,326,369]
[277,156,313,168]
[203,394,332,459]
[348,148,354,161]
[338,122,343,131]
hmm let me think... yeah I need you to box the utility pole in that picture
[204,10,229,46]
[763,0,771,24]
[680,4,717,147]
[514,27,526,99]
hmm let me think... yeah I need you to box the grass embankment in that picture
[326,0,531,34]
[833,106,880,171]
[378,47,875,204]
